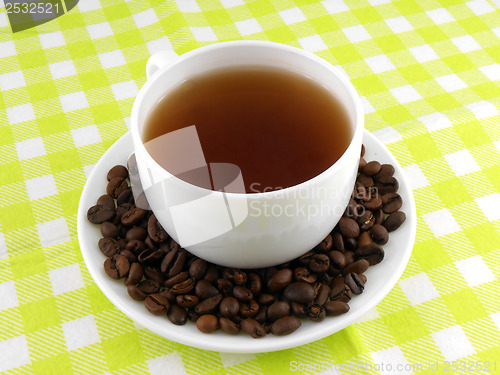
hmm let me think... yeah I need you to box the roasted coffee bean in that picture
[121,207,147,227]
[381,193,402,214]
[374,164,395,180]
[195,279,219,299]
[308,254,330,273]
[344,250,355,265]
[160,248,177,273]
[233,286,253,302]
[176,294,199,308]
[353,181,370,201]
[356,244,384,265]
[204,264,219,283]
[258,294,275,305]
[267,301,290,321]
[298,250,314,264]
[97,194,115,209]
[370,224,389,244]
[345,273,364,295]
[137,279,160,294]
[294,267,317,284]
[383,211,406,232]
[268,268,293,291]
[327,251,346,270]
[357,210,375,231]
[290,302,307,318]
[196,314,219,333]
[271,316,301,336]
[317,234,333,251]
[219,296,240,318]
[217,278,233,296]
[346,198,360,219]
[224,268,247,286]
[144,294,170,315]
[361,144,365,156]
[339,217,360,238]
[126,226,147,241]
[241,319,266,338]
[187,308,200,322]
[100,221,119,238]
[147,214,169,243]
[357,231,374,248]
[125,240,146,255]
[120,249,137,263]
[144,266,165,284]
[359,156,366,169]
[254,305,268,324]
[376,175,398,195]
[158,289,176,303]
[313,283,330,306]
[307,304,326,322]
[283,282,315,303]
[138,248,162,264]
[195,294,222,315]
[144,236,156,250]
[344,237,357,252]
[364,197,382,211]
[168,249,187,277]
[98,238,121,257]
[361,161,381,176]
[247,273,262,295]
[239,300,259,317]
[107,165,128,181]
[373,208,385,225]
[357,173,374,188]
[165,271,189,288]
[358,274,367,284]
[189,259,207,280]
[343,259,369,275]
[117,189,133,207]
[127,284,147,301]
[330,277,352,302]
[219,317,240,335]
[107,177,128,199]
[171,278,195,295]
[168,305,187,325]
[88,205,114,224]
[125,262,143,286]
[324,301,350,316]
[104,254,129,279]
[332,232,344,251]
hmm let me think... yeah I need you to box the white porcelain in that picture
[77,130,416,353]
[131,41,364,268]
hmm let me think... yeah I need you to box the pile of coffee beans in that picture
[87,145,405,338]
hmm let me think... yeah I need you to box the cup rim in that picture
[130,40,364,197]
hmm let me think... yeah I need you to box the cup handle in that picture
[146,50,179,80]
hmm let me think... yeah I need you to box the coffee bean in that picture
[100,221,119,238]
[96,194,115,209]
[161,248,177,273]
[342,259,369,275]
[383,211,406,232]
[376,175,398,195]
[168,304,187,325]
[217,278,233,296]
[307,304,326,322]
[125,262,143,286]
[381,193,402,214]
[364,197,382,211]
[361,161,381,176]
[107,177,128,199]
[254,305,268,324]
[104,254,129,279]
[126,226,147,242]
[239,300,259,317]
[107,165,128,181]
[353,181,370,201]
[159,289,176,303]
[317,234,333,251]
[196,314,219,333]
[147,214,169,243]
[345,273,364,295]
[126,240,146,255]
[168,249,187,277]
[293,267,317,284]
[324,301,350,316]
[359,156,366,169]
[361,144,365,156]
[220,296,240,318]
[258,294,275,306]
[267,301,290,321]
[241,319,266,338]
[330,277,352,302]
[268,268,293,291]
[176,294,199,308]
[308,254,330,273]
[247,273,262,295]
[374,164,395,180]
[271,316,301,336]
[357,231,373,248]
[144,266,165,284]
[117,189,133,208]
[204,264,219,283]
[187,308,200,322]
[165,271,189,288]
[339,217,360,238]
[195,279,219,299]
[358,274,367,284]
[137,279,160,294]
[357,210,375,231]
[327,251,346,270]
[121,207,147,227]
[195,294,223,315]
[283,282,315,304]
[356,244,384,265]
[370,224,389,244]
[219,317,240,335]
[127,284,147,301]
[171,278,195,295]
[98,238,121,257]
[224,268,247,286]
[313,283,330,306]
[346,198,360,219]
[138,248,162,264]
[88,205,114,224]
[357,173,374,188]
[233,286,253,302]
[290,302,307,318]
[332,232,344,251]
[144,294,170,315]
[344,250,355,265]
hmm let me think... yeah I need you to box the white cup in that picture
[131,41,363,268]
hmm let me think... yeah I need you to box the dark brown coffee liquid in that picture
[143,66,351,193]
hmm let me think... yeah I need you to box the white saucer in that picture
[77,130,416,353]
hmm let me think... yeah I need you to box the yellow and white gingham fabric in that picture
[0,0,499,374]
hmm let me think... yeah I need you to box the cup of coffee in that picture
[130,41,363,268]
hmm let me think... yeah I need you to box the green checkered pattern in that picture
[0,0,499,374]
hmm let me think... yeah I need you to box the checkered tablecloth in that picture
[0,0,499,374]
